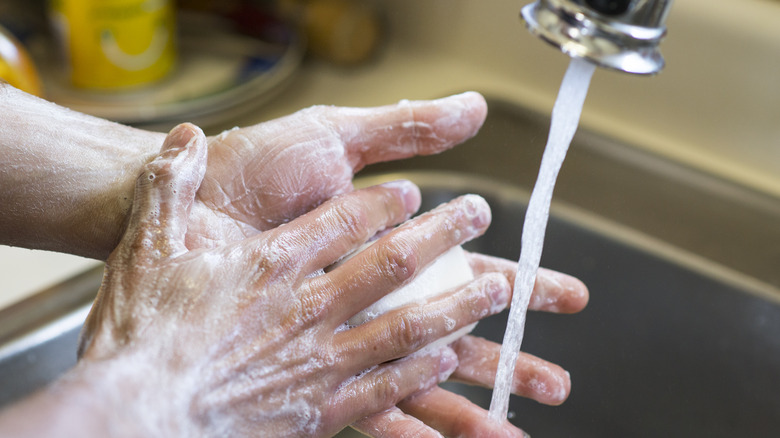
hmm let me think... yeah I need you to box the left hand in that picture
[186,92,488,249]
[0,88,482,260]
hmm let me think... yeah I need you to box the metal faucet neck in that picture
[521,0,674,75]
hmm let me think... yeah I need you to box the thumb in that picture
[122,123,208,262]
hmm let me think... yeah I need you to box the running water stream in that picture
[488,57,596,421]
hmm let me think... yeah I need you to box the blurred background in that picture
[0,0,387,131]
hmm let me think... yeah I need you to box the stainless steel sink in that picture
[2,98,779,437]
[357,172,780,438]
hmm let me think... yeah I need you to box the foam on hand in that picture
[342,244,476,348]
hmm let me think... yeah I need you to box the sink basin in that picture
[2,98,779,437]
[355,172,780,438]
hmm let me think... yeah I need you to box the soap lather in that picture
[521,0,674,75]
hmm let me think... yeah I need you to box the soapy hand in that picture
[0,87,484,259]
[76,124,511,437]
[185,92,487,249]
[353,256,589,438]
[154,92,587,437]
[0,85,589,436]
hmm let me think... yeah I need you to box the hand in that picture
[353,256,589,438]
[185,92,488,249]
[191,91,589,437]
[1,84,587,436]
[76,124,510,437]
[0,87,485,259]
[122,95,584,436]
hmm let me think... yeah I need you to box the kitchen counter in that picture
[2,0,779,310]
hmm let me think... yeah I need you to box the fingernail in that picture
[162,123,200,153]
[381,180,421,214]
[488,275,511,311]
[462,194,491,229]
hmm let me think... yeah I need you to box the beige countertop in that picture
[2,0,779,310]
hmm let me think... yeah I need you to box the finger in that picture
[250,180,421,281]
[336,273,510,372]
[466,252,589,313]
[352,407,444,438]
[450,335,571,406]
[122,123,207,262]
[398,387,528,438]
[320,194,491,326]
[330,92,488,170]
[334,347,458,427]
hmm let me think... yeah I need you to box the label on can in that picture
[49,0,176,90]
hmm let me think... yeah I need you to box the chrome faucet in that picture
[521,0,674,75]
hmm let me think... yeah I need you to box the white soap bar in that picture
[344,244,476,347]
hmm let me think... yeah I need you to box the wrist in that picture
[0,83,166,259]
[0,356,149,436]
[78,130,164,260]
[0,348,194,437]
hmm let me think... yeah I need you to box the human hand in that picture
[353,256,589,438]
[165,91,587,437]
[0,87,484,260]
[77,123,510,437]
[185,92,487,249]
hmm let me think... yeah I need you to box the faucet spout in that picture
[521,0,674,75]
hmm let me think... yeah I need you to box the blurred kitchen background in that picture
[1,0,779,309]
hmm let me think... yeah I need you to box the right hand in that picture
[353,259,589,438]
[77,123,510,438]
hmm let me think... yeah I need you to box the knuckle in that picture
[392,312,425,352]
[288,292,326,329]
[287,280,336,329]
[328,199,371,241]
[374,239,418,285]
[311,341,339,369]
[372,369,402,403]
[251,236,298,276]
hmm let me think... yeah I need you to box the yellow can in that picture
[49,0,176,90]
